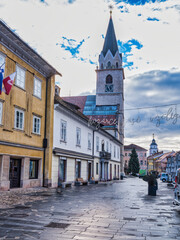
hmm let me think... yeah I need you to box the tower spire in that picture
[101,8,118,57]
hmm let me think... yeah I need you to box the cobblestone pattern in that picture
[0,177,180,240]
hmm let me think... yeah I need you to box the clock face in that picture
[105,84,113,92]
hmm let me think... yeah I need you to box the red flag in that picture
[3,72,16,95]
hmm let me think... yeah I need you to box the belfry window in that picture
[107,61,111,69]
[105,74,113,92]
[106,74,113,84]
[116,62,118,68]
[101,63,104,69]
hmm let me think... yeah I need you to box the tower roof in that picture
[102,15,119,57]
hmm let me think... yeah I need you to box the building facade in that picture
[166,152,180,181]
[62,12,125,174]
[52,92,122,188]
[0,20,61,190]
[124,144,147,174]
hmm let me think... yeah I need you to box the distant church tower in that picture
[96,9,125,170]
[149,134,158,155]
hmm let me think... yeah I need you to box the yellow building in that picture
[0,20,61,190]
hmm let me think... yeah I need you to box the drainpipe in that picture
[43,77,48,187]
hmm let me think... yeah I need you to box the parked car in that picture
[160,173,169,182]
[174,168,180,205]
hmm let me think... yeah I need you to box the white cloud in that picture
[1,0,180,150]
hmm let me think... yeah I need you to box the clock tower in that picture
[96,11,124,107]
[96,10,125,171]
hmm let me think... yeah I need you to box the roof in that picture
[0,19,61,78]
[62,95,117,127]
[102,16,119,57]
[150,139,157,146]
[62,96,87,113]
[124,144,147,151]
[147,151,164,160]
[156,152,174,163]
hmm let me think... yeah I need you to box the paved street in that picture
[0,177,180,240]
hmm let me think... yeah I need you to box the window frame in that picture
[0,52,6,67]
[88,132,92,150]
[33,115,41,135]
[29,160,39,179]
[34,77,42,99]
[60,120,67,142]
[96,136,99,152]
[14,108,24,130]
[76,127,81,146]
[15,65,26,89]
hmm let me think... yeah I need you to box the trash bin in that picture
[120,174,123,180]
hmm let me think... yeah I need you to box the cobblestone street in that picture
[0,177,180,240]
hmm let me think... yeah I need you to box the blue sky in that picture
[1,0,180,150]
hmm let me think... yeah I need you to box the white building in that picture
[52,91,122,187]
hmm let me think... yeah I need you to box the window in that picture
[34,77,42,98]
[76,127,81,146]
[110,143,112,155]
[0,102,2,125]
[101,140,105,151]
[60,120,67,142]
[29,160,38,179]
[96,136,99,152]
[145,153,146,157]
[0,53,5,66]
[16,65,26,89]
[140,160,143,165]
[125,153,127,156]
[106,75,113,84]
[114,146,116,158]
[33,116,41,134]
[88,133,92,149]
[107,61,111,69]
[14,108,24,130]
[101,63,103,69]
[116,62,118,68]
[96,163,99,175]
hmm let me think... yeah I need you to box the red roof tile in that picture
[62,96,87,113]
[124,144,147,151]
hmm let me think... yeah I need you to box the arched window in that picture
[106,74,113,84]
[116,62,118,68]
[101,63,104,69]
[107,61,111,69]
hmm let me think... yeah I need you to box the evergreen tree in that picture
[128,148,140,175]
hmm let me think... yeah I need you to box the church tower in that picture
[149,134,158,155]
[96,10,125,172]
[96,11,124,107]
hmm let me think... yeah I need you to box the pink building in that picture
[124,144,148,174]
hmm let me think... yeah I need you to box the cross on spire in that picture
[109,5,113,18]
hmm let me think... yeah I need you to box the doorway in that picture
[9,159,21,188]
[58,159,67,185]
[88,162,92,181]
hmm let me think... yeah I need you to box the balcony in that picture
[100,151,111,161]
